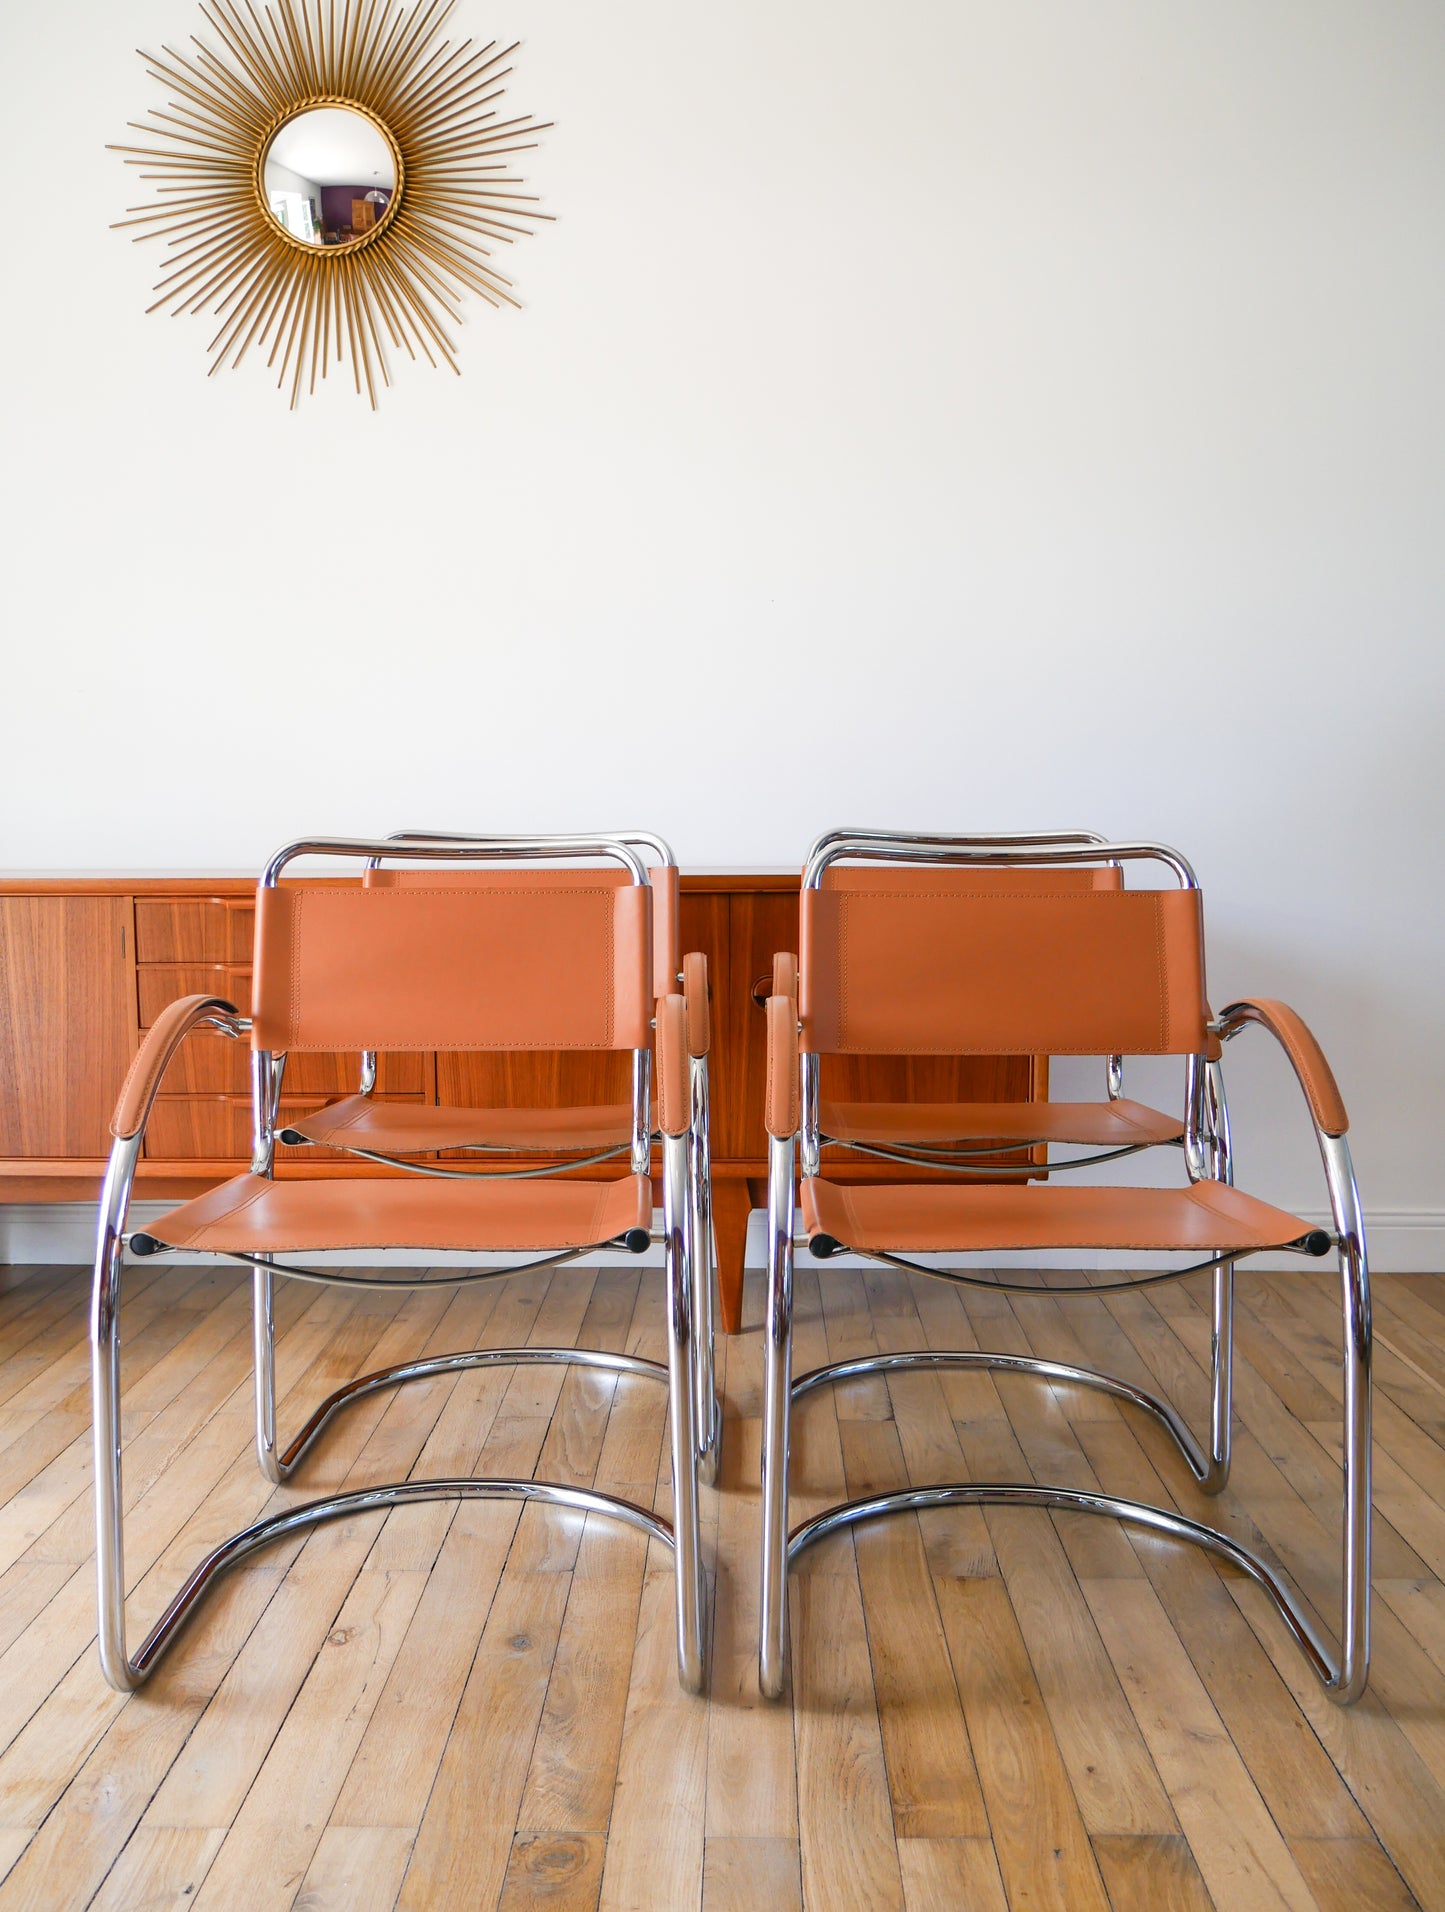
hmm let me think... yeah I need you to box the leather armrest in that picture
[682,952,709,1059]
[773,952,798,1004]
[765,994,800,1140]
[655,994,690,1137]
[111,995,243,1140]
[1217,997,1348,1136]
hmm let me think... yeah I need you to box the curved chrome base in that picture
[787,1484,1348,1694]
[116,1477,671,1692]
[269,1345,668,1482]
[793,1350,1228,1493]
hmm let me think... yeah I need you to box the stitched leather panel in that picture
[287,1095,638,1152]
[801,885,1208,1056]
[146,1170,652,1253]
[366,863,679,1000]
[252,883,651,1053]
[799,1177,1313,1254]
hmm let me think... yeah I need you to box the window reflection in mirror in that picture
[262,105,397,248]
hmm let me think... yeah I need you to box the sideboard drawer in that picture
[139,965,253,1025]
[135,898,255,964]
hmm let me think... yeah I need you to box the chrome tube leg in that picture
[1202,1058,1234,1494]
[759,1131,795,1699]
[252,1259,285,1484]
[90,1133,144,1692]
[1322,1131,1371,1702]
[689,1056,720,1485]
[664,1131,706,1692]
[1202,1259,1234,1494]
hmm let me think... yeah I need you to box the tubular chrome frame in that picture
[760,838,1370,1707]
[91,835,706,1695]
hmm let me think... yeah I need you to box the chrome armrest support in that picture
[1212,1000,1370,1700]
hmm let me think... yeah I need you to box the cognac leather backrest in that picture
[365,864,679,1001]
[252,879,652,1053]
[800,862,1209,1057]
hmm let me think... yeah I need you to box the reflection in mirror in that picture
[263,106,397,247]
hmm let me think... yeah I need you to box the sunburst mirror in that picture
[113,0,551,406]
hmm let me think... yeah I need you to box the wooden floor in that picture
[0,1255,1441,1911]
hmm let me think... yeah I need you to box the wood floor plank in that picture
[1290,1837,1423,1912]
[596,1557,709,1912]
[703,1339,799,1846]
[702,1836,802,1912]
[896,1836,1009,1911]
[1090,1832,1216,1911]
[791,1561,906,1912]
[499,1831,606,1911]
[292,1825,417,1911]
[87,1827,227,1912]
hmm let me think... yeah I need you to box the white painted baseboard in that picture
[4,1201,1442,1275]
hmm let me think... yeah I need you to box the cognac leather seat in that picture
[139,1171,652,1256]
[288,1096,648,1155]
[800,1177,1321,1257]
[818,1097,1182,1148]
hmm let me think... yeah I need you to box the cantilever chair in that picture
[276,830,721,1486]
[91,834,706,1694]
[759,831,1371,1704]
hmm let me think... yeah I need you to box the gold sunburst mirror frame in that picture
[113,0,551,405]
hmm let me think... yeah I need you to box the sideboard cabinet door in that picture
[0,898,136,1157]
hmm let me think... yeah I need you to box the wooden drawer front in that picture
[139,965,252,1024]
[143,1095,424,1161]
[135,899,254,964]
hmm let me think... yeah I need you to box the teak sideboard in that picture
[0,873,1040,1332]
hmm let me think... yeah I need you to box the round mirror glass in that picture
[262,105,397,248]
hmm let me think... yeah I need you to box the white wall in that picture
[2,2,1442,1260]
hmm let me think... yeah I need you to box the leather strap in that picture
[773,951,798,1003]
[1220,997,1348,1135]
[656,994,690,1137]
[766,994,800,1140]
[112,995,240,1139]
[682,951,710,1058]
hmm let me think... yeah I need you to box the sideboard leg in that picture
[713,1180,754,1335]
